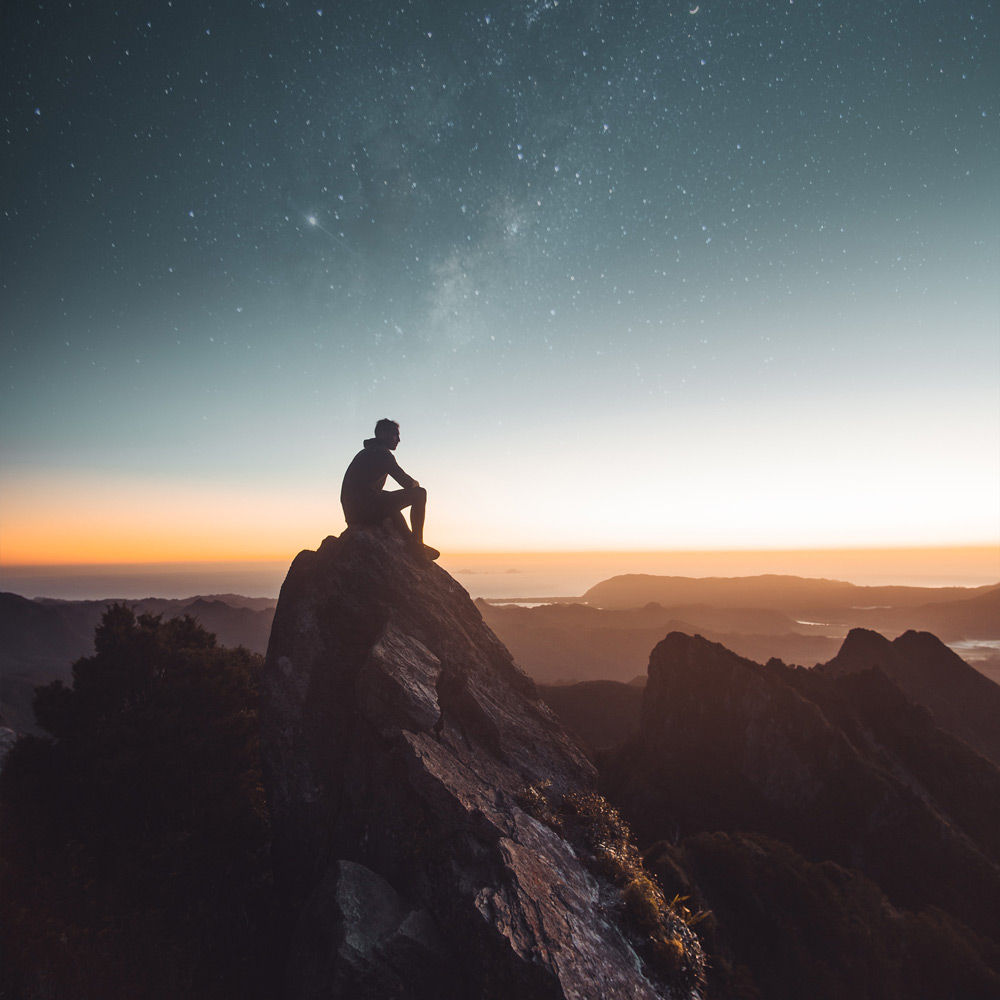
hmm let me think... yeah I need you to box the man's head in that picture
[374,418,400,449]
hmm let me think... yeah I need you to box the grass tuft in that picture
[518,785,707,989]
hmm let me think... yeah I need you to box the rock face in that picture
[261,527,683,1000]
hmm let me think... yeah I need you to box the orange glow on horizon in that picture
[1,509,321,564]
[0,471,334,565]
[5,544,997,585]
[2,470,997,582]
[437,545,1000,585]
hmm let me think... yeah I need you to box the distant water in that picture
[2,548,996,602]
[0,562,291,601]
[0,560,594,601]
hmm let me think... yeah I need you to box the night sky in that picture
[3,0,998,562]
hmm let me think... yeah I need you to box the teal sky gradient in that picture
[3,0,998,558]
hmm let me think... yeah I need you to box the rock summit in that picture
[261,527,691,1000]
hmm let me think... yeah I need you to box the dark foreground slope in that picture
[261,527,702,1000]
[1,607,273,1000]
[597,632,1000,998]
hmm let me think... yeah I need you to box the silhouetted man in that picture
[341,419,440,561]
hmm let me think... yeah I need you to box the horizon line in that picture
[4,542,999,570]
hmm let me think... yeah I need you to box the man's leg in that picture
[382,487,437,559]
[408,487,426,545]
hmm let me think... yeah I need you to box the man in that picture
[340,419,440,561]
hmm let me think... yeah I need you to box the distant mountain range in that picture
[480,575,1000,686]
[4,573,998,733]
[542,628,1000,770]
[582,574,999,620]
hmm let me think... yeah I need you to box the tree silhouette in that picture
[2,604,276,1000]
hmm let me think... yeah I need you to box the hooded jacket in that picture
[340,437,416,520]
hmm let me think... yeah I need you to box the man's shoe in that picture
[408,540,440,562]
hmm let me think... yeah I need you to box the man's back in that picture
[341,434,415,526]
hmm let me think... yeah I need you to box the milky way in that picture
[2,0,998,553]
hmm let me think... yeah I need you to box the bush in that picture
[518,783,707,989]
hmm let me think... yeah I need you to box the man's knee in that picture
[413,486,427,503]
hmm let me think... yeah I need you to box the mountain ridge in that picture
[599,632,1000,945]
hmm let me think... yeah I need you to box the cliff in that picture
[261,527,698,1000]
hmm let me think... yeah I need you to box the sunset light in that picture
[2,0,997,592]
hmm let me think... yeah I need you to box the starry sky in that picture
[2,0,998,565]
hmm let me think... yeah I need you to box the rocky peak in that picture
[822,626,895,671]
[600,630,1000,945]
[622,632,854,836]
[261,526,694,999]
[820,627,1000,766]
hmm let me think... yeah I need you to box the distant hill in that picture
[493,575,1000,685]
[582,573,999,626]
[0,593,97,732]
[818,628,1000,767]
[867,585,1000,640]
[535,625,1000,998]
[0,592,275,733]
[478,599,844,684]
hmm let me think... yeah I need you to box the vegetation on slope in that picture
[1,605,276,1000]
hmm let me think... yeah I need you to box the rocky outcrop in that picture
[261,527,692,1000]
[600,632,1000,945]
[819,627,1000,766]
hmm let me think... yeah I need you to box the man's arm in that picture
[387,453,417,489]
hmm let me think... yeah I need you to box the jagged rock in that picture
[600,631,1000,945]
[819,627,1000,766]
[262,527,686,1000]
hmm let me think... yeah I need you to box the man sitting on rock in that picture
[340,418,440,561]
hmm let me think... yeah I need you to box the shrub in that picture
[518,784,707,989]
